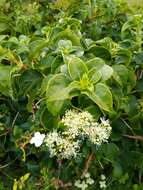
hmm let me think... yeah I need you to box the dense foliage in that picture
[0,0,143,189]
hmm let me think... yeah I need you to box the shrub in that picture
[0,0,143,189]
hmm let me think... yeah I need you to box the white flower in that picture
[30,132,45,147]
[100,117,110,126]
[99,180,106,189]
[74,180,81,187]
[59,18,64,24]
[101,174,106,180]
[84,172,90,178]
[80,181,88,190]
[86,177,94,185]
[75,172,94,189]
[74,180,88,190]
[41,52,46,58]
[99,174,106,189]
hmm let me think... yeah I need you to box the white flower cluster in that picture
[99,174,107,189]
[30,110,111,159]
[62,109,94,139]
[74,172,94,190]
[44,131,80,159]
[62,110,112,146]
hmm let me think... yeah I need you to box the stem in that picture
[81,152,94,178]
[11,112,19,128]
[121,119,136,135]
[123,134,143,141]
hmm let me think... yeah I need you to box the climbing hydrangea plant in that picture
[0,0,143,189]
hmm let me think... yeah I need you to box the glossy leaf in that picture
[68,56,88,80]
[87,45,111,60]
[82,83,113,112]
[46,73,71,101]
[113,65,128,86]
[88,68,101,84]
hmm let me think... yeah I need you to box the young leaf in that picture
[88,68,101,84]
[52,28,81,46]
[68,56,88,80]
[20,173,30,182]
[13,180,18,190]
[98,64,113,81]
[86,58,113,81]
[85,57,105,70]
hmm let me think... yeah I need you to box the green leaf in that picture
[18,69,43,96]
[133,51,143,66]
[85,57,105,70]
[86,58,113,81]
[46,73,71,101]
[51,55,63,73]
[88,68,101,84]
[87,45,111,60]
[58,39,72,49]
[0,65,19,97]
[0,65,12,96]
[41,74,53,95]
[113,65,128,86]
[102,143,120,162]
[47,100,64,116]
[82,83,113,112]
[98,64,113,81]
[0,35,7,42]
[111,86,123,110]
[46,73,80,115]
[28,39,49,62]
[13,180,18,190]
[113,163,123,179]
[96,37,117,51]
[52,28,81,46]
[115,48,132,66]
[68,56,88,80]
[13,125,23,139]
[79,73,94,91]
[20,173,30,182]
[0,18,10,33]
[127,69,136,92]
[121,17,137,33]
[60,64,69,75]
[85,105,101,121]
[136,78,143,93]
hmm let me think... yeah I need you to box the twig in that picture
[11,112,19,128]
[0,156,18,169]
[0,130,10,137]
[123,134,143,141]
[81,152,94,178]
